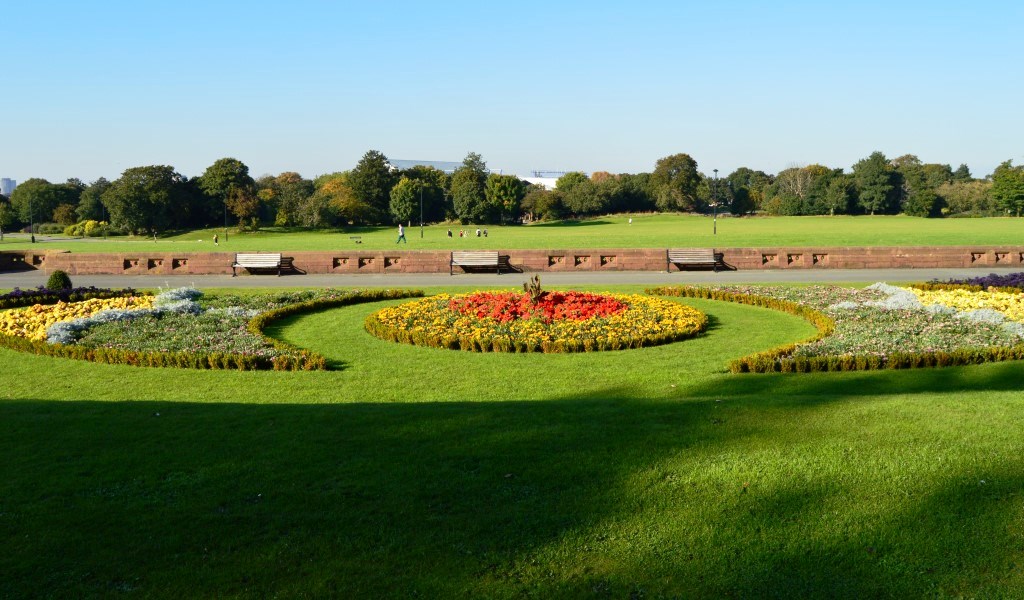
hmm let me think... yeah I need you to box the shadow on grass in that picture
[682,358,1024,401]
[3,385,1023,597]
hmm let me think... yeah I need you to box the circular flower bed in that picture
[365,291,707,352]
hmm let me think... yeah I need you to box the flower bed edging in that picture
[646,285,1024,373]
[365,292,707,353]
[0,288,423,371]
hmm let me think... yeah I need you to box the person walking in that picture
[396,223,407,244]
[213,233,219,246]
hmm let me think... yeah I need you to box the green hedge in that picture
[0,288,423,371]
[908,282,1021,294]
[647,285,1024,374]
[0,289,148,310]
[646,286,835,373]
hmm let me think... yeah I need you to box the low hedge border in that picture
[646,286,835,373]
[647,285,1024,373]
[0,287,147,310]
[0,288,423,371]
[909,282,1023,294]
[247,288,424,367]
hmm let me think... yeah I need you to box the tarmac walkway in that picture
[1,267,1020,290]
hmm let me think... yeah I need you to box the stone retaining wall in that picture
[2,246,1023,275]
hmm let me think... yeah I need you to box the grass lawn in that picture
[3,286,1024,597]
[3,213,1024,253]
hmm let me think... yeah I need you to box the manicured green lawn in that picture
[3,213,1023,253]
[2,287,1024,597]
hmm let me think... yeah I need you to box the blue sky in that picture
[2,1,1022,183]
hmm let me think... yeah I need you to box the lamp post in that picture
[419,184,424,239]
[712,169,718,236]
[224,200,229,243]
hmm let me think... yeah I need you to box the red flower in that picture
[449,291,627,323]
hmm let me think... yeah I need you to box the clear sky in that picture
[2,1,1022,183]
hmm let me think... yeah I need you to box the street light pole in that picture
[419,185,424,238]
[712,168,718,236]
[224,201,229,243]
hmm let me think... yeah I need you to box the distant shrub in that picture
[36,223,63,234]
[46,270,73,291]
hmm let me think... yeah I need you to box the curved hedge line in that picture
[647,285,1024,373]
[646,286,835,373]
[0,287,148,310]
[0,288,423,371]
[247,288,424,365]
[909,282,1022,294]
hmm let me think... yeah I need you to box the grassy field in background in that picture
[2,213,1023,254]
[3,285,1024,597]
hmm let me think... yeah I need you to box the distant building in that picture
[0,178,15,196]
[521,170,589,190]
[387,159,502,175]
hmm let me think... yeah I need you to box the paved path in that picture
[2,268,1020,290]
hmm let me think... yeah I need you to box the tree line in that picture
[2,150,1023,237]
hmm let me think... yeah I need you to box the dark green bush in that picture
[46,270,73,291]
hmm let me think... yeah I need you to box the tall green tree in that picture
[852,151,899,215]
[451,152,488,223]
[389,177,421,224]
[651,153,701,212]
[197,158,256,226]
[991,160,1024,216]
[312,172,371,225]
[485,174,525,222]
[401,165,449,222]
[258,172,314,227]
[8,178,80,224]
[76,177,111,222]
[102,165,190,235]
[952,164,973,182]
[348,150,396,223]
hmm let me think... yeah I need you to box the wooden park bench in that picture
[232,253,292,277]
[666,248,727,272]
[451,250,502,275]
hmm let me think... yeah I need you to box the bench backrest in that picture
[668,248,715,262]
[451,251,499,265]
[235,253,282,267]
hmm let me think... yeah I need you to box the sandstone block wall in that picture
[2,246,1023,275]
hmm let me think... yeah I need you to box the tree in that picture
[53,204,77,226]
[937,180,993,215]
[389,177,420,224]
[258,172,314,226]
[312,172,371,225]
[77,177,111,222]
[0,195,14,237]
[991,160,1024,216]
[9,178,65,224]
[724,168,772,215]
[401,165,449,222]
[823,175,855,216]
[348,150,396,223]
[102,165,190,235]
[451,152,488,223]
[852,151,899,215]
[557,172,606,215]
[651,153,701,212]
[197,158,256,226]
[952,164,973,182]
[225,186,261,230]
[485,174,524,222]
